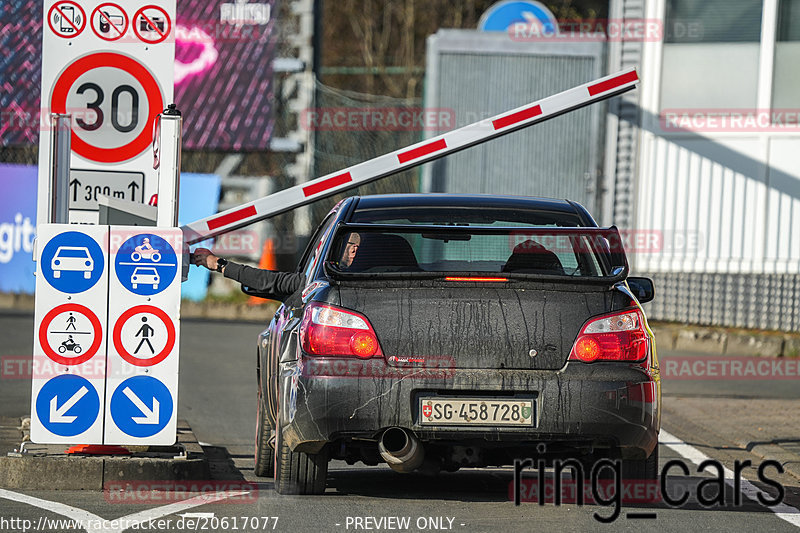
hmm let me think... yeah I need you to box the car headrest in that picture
[502,239,565,275]
[347,233,420,272]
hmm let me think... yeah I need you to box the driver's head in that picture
[340,232,361,268]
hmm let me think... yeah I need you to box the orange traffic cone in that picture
[248,237,277,305]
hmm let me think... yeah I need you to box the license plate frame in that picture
[418,397,535,427]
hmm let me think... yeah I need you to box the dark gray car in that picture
[250,194,660,494]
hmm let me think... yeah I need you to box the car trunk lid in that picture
[336,282,613,370]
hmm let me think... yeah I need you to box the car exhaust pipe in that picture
[378,427,425,473]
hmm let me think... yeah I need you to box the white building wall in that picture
[630,0,800,331]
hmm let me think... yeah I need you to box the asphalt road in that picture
[2,312,800,532]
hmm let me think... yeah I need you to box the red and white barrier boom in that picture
[182,68,639,244]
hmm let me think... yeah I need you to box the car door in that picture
[262,212,339,424]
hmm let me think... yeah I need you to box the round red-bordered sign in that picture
[113,305,175,367]
[133,5,172,44]
[47,1,87,39]
[50,52,164,163]
[90,3,129,42]
[39,304,102,365]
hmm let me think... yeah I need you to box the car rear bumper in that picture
[279,357,660,458]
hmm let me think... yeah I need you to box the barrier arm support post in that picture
[156,104,182,228]
[48,113,72,225]
[181,68,640,245]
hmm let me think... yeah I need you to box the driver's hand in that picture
[191,248,218,271]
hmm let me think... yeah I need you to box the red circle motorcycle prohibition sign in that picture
[113,305,175,367]
[133,5,172,44]
[39,304,102,365]
[47,1,87,39]
[50,52,164,163]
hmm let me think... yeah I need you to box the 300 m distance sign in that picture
[50,52,165,164]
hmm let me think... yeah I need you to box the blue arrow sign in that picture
[35,375,100,437]
[40,231,105,294]
[110,376,173,438]
[478,1,558,33]
[115,233,177,296]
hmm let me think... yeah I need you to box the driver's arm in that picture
[222,262,303,301]
[191,248,304,301]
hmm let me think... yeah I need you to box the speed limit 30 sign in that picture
[50,52,164,163]
[37,0,175,225]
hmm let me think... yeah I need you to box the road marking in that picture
[660,429,800,528]
[0,487,250,533]
[0,489,101,531]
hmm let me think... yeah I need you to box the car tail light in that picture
[569,309,648,363]
[300,303,383,358]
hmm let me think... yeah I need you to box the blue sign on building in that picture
[35,375,100,437]
[40,232,105,294]
[115,234,177,296]
[478,0,558,33]
[109,376,173,438]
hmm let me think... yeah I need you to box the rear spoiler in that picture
[324,224,629,284]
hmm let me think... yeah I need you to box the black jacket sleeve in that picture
[222,261,305,301]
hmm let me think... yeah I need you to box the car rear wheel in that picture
[622,445,659,480]
[254,390,275,477]
[273,414,329,494]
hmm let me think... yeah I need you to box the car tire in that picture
[254,390,275,478]
[273,413,329,495]
[54,271,61,278]
[621,445,658,480]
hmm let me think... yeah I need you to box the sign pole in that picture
[156,105,182,228]
[48,113,72,225]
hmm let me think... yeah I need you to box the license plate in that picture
[419,397,535,426]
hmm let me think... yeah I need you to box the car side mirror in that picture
[627,277,654,304]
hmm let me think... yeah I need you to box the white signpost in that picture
[30,226,182,445]
[37,0,175,224]
[105,227,182,445]
[30,224,109,444]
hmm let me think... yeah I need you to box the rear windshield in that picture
[325,225,626,279]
